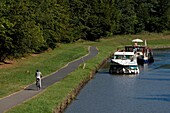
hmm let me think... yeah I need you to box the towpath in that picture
[0,46,98,113]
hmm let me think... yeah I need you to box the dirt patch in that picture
[0,53,40,69]
[0,60,16,69]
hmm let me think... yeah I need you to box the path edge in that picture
[53,52,111,113]
[0,46,92,101]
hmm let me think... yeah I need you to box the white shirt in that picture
[36,72,42,79]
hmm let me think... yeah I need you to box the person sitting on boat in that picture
[134,42,138,47]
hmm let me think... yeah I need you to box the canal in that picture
[65,49,170,113]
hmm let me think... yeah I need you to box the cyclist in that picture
[35,69,42,90]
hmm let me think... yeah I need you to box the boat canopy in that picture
[132,39,143,43]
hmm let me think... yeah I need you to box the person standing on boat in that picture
[134,42,138,47]
[133,42,139,53]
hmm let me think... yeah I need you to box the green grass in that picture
[0,44,88,98]
[3,33,170,113]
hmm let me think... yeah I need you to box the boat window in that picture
[125,47,133,52]
[114,55,122,59]
[114,55,133,59]
[122,55,126,60]
[126,55,132,59]
[114,55,120,59]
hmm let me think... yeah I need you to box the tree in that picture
[134,0,149,33]
[115,0,137,34]
[69,0,119,41]
[34,0,73,48]
[146,0,170,32]
[0,0,45,61]
[0,18,14,62]
[167,6,170,30]
[68,0,90,40]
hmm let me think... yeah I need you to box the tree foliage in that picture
[0,0,170,61]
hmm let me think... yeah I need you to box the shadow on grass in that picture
[0,61,13,65]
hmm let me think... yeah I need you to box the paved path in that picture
[0,46,98,113]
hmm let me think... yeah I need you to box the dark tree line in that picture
[0,0,170,61]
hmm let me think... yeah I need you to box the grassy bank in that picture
[3,33,170,113]
[0,44,88,98]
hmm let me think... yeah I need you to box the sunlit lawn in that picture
[2,33,170,113]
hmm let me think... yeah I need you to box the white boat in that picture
[109,51,139,74]
[125,39,154,64]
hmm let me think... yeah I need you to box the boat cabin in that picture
[125,45,148,54]
[113,51,135,60]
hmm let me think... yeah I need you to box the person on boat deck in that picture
[133,42,139,53]
[134,42,138,47]
[133,47,138,54]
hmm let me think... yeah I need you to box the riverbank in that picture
[65,49,170,113]
[4,33,170,113]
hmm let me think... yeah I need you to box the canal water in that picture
[65,49,170,113]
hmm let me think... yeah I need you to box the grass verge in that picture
[0,44,88,98]
[3,33,170,113]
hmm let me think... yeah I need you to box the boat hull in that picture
[109,64,139,74]
[137,55,154,64]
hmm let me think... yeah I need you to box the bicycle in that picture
[36,78,41,90]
